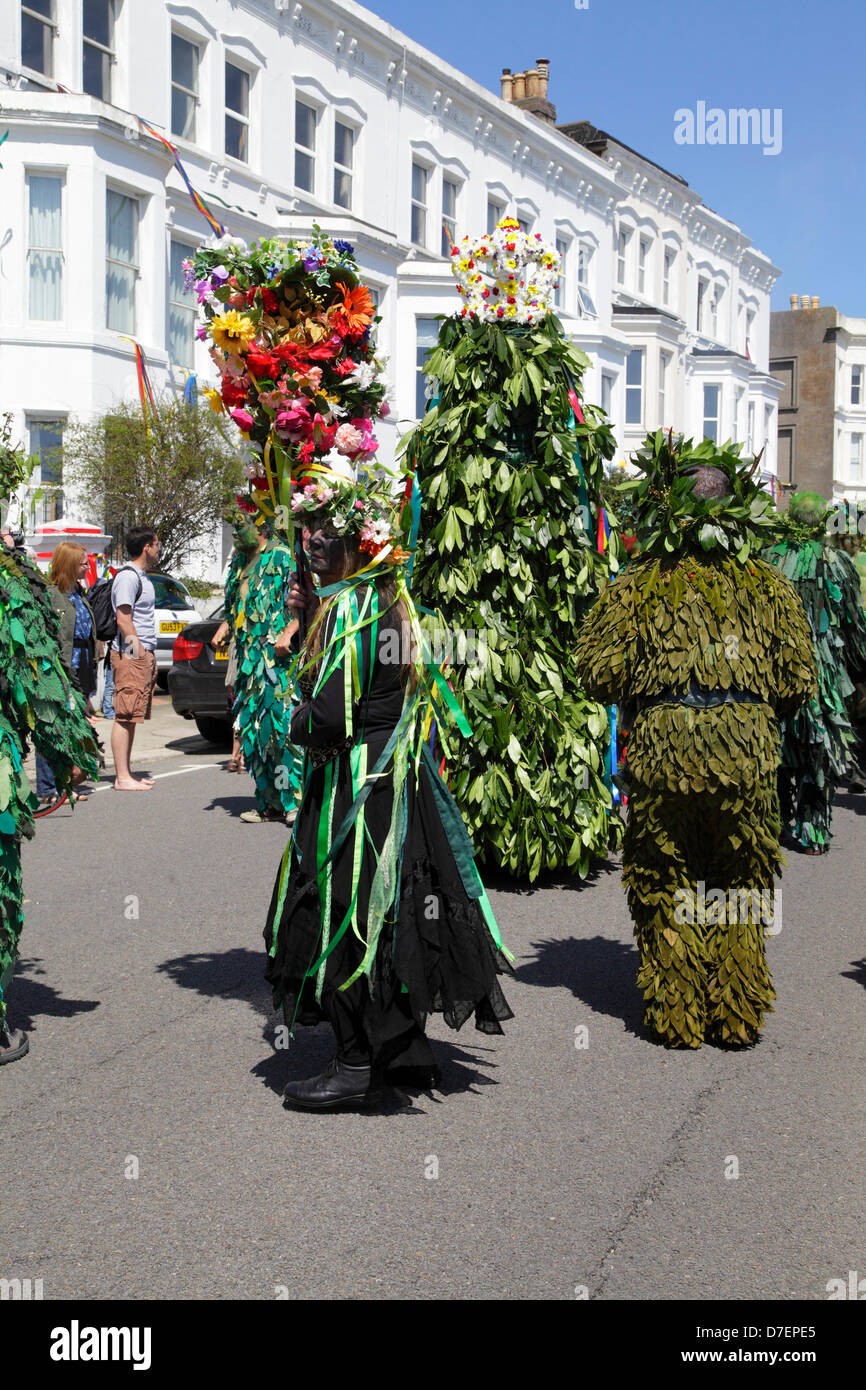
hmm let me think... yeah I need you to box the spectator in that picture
[35,542,98,806]
[110,527,160,791]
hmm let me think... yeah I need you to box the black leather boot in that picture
[282,1055,381,1111]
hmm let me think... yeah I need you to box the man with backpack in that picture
[101,526,161,791]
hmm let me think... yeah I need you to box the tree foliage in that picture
[400,314,624,879]
[63,393,244,571]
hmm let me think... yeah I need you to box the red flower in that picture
[333,357,358,377]
[272,340,304,365]
[221,376,248,406]
[236,495,256,513]
[305,341,340,361]
[245,348,280,379]
[261,288,279,314]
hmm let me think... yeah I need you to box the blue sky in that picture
[368,0,865,315]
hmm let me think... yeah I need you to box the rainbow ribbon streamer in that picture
[119,338,158,436]
[597,504,611,554]
[137,117,225,238]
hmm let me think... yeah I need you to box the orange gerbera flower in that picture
[334,281,374,335]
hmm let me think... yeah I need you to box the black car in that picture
[167,605,233,746]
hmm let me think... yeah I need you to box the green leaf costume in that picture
[0,548,98,1022]
[400,314,623,879]
[223,538,302,815]
[575,433,817,1047]
[762,493,866,851]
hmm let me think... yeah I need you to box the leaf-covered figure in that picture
[401,313,624,879]
[222,521,302,818]
[0,542,98,1052]
[762,491,866,852]
[575,432,817,1047]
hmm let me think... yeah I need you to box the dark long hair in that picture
[304,536,414,688]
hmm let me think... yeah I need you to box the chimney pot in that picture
[789,294,799,310]
[512,71,526,99]
[811,295,820,308]
[501,69,513,100]
[800,294,810,309]
[526,68,540,97]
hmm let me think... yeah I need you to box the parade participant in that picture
[36,541,99,806]
[212,517,301,823]
[762,492,866,852]
[575,432,816,1048]
[264,478,514,1110]
[0,525,98,1063]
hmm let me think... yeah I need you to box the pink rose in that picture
[275,400,312,439]
[230,407,255,432]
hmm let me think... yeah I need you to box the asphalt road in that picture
[3,746,865,1301]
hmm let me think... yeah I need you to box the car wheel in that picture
[193,716,233,748]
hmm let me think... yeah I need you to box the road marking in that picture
[89,763,223,792]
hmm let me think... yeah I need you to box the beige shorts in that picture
[111,649,157,723]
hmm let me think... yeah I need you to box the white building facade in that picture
[0,0,782,574]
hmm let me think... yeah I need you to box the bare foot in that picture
[114,777,154,790]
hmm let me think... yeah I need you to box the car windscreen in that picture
[151,576,195,611]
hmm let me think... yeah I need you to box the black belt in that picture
[635,684,765,713]
[73,636,91,647]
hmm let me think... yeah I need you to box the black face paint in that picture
[308,531,345,577]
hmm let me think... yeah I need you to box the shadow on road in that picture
[517,934,648,1040]
[158,946,270,1012]
[11,958,101,1032]
[480,857,622,897]
[841,957,866,991]
[835,792,866,816]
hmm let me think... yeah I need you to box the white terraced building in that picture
[0,0,782,576]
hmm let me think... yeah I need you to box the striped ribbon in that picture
[137,117,225,237]
[118,338,158,436]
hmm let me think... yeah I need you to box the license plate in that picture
[160,621,185,633]
[214,649,228,660]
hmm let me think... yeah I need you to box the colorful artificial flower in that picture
[230,407,255,433]
[210,310,257,354]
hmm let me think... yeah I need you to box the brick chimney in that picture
[500,58,557,124]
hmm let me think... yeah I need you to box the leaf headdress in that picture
[617,429,779,563]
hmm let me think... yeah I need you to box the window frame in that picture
[410,161,429,250]
[26,169,64,322]
[82,0,116,104]
[662,245,676,307]
[293,97,318,195]
[576,241,597,317]
[170,30,200,142]
[441,176,459,257]
[638,235,651,296]
[105,186,139,334]
[703,382,721,442]
[625,347,644,426]
[415,315,440,418]
[20,0,55,78]
[333,117,355,211]
[554,237,569,310]
[616,225,632,286]
[852,365,863,407]
[486,198,504,235]
[658,349,672,427]
[224,57,251,165]
[168,238,197,370]
[851,432,863,477]
[26,414,66,525]
[600,371,615,419]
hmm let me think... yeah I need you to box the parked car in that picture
[151,573,200,688]
[167,605,233,746]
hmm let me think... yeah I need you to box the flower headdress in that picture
[191,227,389,535]
[290,468,409,561]
[450,217,561,323]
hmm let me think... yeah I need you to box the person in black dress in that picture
[264,520,514,1110]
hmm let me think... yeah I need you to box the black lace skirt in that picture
[263,734,514,1057]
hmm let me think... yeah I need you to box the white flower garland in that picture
[450,217,561,323]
